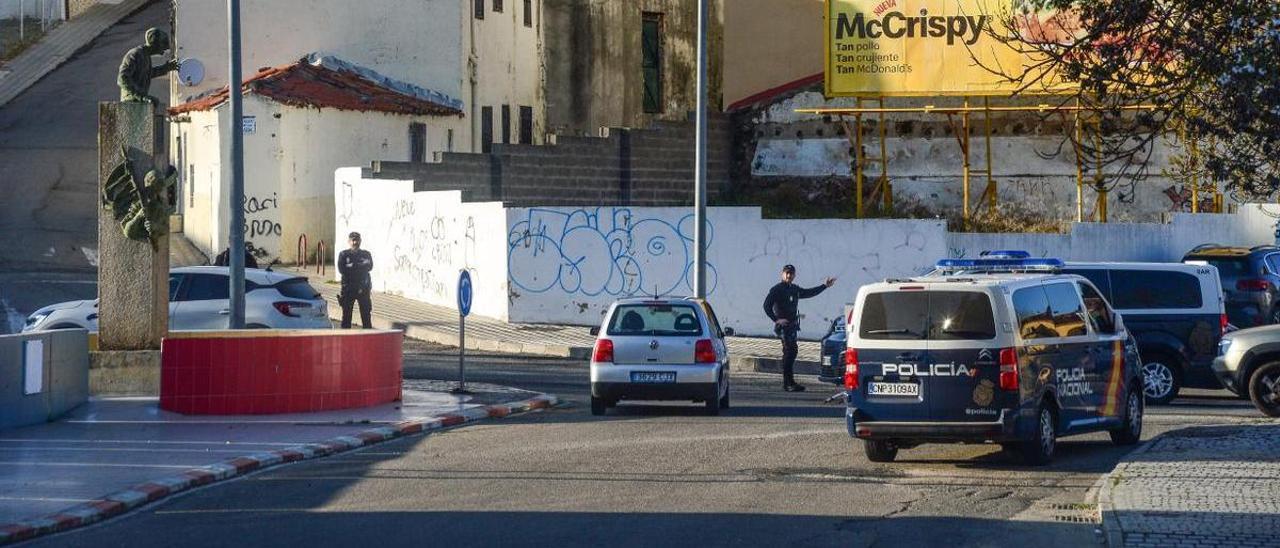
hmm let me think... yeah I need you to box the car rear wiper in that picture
[866,328,914,335]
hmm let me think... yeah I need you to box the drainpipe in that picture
[469,5,478,152]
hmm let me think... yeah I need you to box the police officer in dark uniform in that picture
[763,264,836,392]
[338,231,374,329]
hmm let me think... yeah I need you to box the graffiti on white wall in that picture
[507,208,718,298]
[242,193,281,258]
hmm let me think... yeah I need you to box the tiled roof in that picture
[169,53,463,117]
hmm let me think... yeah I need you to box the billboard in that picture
[825,0,1074,97]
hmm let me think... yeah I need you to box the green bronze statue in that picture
[103,146,176,249]
[118,27,178,104]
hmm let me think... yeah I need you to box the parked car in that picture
[845,253,1144,465]
[1213,324,1280,417]
[819,313,848,385]
[1182,244,1280,328]
[22,266,331,332]
[588,297,733,415]
[1061,262,1228,404]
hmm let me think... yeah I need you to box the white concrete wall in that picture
[178,108,228,260]
[172,0,465,106]
[337,164,1280,337]
[276,104,466,264]
[334,169,510,320]
[504,206,948,336]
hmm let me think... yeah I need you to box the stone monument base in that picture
[89,350,161,396]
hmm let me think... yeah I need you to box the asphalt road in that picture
[0,2,167,333]
[31,341,1263,548]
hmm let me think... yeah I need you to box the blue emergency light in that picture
[934,250,1063,273]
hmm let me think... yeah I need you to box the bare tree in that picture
[977,0,1280,201]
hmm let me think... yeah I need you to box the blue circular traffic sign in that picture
[458,270,473,317]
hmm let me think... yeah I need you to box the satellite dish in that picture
[178,58,205,87]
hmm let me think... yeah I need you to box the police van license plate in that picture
[868,382,919,396]
[631,371,676,383]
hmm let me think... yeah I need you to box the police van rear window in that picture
[859,291,996,340]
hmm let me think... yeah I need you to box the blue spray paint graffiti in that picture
[508,208,718,297]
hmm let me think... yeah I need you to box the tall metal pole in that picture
[693,0,709,298]
[227,0,246,328]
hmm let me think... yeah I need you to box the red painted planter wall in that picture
[159,331,403,415]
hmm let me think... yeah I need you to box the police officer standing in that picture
[763,264,836,392]
[338,231,374,329]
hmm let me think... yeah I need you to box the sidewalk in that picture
[282,267,826,375]
[0,381,557,545]
[1096,422,1280,548]
[0,0,152,108]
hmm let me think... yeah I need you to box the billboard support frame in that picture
[800,100,1171,224]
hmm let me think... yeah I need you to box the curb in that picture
[1092,432,1164,548]
[0,393,558,545]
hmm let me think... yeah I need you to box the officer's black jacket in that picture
[762,282,826,323]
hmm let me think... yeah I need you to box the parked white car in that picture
[21,266,331,332]
[588,297,733,415]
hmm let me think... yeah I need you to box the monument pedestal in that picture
[97,102,168,351]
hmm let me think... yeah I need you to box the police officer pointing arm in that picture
[763,264,836,392]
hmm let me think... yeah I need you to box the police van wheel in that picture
[1109,389,1144,446]
[590,396,607,416]
[864,440,898,463]
[1020,406,1057,466]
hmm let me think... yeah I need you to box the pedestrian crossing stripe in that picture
[1101,339,1125,416]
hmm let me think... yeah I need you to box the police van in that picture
[843,253,1145,465]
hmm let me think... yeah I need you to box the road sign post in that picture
[452,270,473,394]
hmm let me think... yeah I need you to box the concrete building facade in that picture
[542,0,724,136]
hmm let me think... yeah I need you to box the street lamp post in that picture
[227,0,246,328]
[693,0,709,299]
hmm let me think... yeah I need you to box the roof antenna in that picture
[653,285,660,300]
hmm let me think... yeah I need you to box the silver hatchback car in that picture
[589,297,733,415]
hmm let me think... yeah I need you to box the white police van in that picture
[843,252,1145,465]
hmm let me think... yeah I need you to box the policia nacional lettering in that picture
[835,10,988,46]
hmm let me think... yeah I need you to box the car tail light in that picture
[1221,313,1229,336]
[843,348,860,390]
[1237,279,1270,291]
[999,347,1019,391]
[695,339,716,363]
[592,339,614,363]
[272,301,312,318]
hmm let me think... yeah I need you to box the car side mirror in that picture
[723,327,735,337]
[589,326,600,336]
[1111,314,1125,334]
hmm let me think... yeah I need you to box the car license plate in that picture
[868,382,919,396]
[631,371,676,384]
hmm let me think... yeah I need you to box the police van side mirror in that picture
[1112,314,1125,334]
[589,326,600,336]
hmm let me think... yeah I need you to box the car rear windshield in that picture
[859,291,996,340]
[274,278,321,300]
[608,304,702,336]
[1187,256,1253,277]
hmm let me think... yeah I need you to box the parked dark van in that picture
[1061,263,1227,404]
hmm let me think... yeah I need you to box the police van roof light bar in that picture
[934,256,1064,274]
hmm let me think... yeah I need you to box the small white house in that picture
[169,54,466,264]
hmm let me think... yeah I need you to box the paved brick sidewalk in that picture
[0,0,152,108]
[283,267,825,373]
[1097,423,1280,548]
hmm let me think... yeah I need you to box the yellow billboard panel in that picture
[825,0,1074,97]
